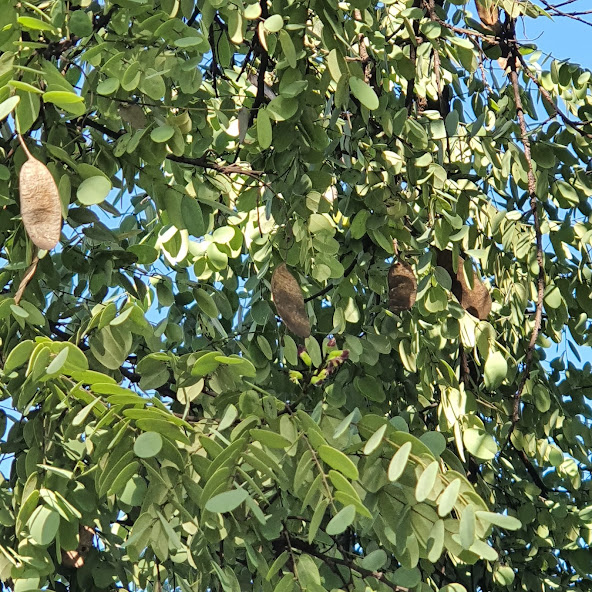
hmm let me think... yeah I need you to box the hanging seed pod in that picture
[456,262,492,321]
[61,525,95,569]
[436,249,491,320]
[388,261,417,312]
[475,0,499,28]
[18,135,62,250]
[271,263,311,338]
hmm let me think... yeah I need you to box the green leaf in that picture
[360,549,388,571]
[325,504,356,535]
[318,445,359,480]
[119,475,148,506]
[191,351,222,376]
[15,91,40,133]
[90,325,131,370]
[46,348,69,375]
[363,423,387,455]
[308,498,329,543]
[139,69,166,100]
[459,504,476,549]
[438,478,461,516]
[257,108,272,149]
[483,351,507,390]
[69,10,93,36]
[205,488,249,513]
[181,196,205,237]
[264,14,283,32]
[43,90,84,105]
[134,432,163,458]
[279,30,297,68]
[393,567,421,588]
[415,461,439,502]
[250,429,292,449]
[28,506,60,546]
[476,511,522,530]
[97,78,120,96]
[349,77,379,110]
[18,16,56,32]
[388,442,412,482]
[0,96,20,121]
[267,96,298,121]
[4,340,34,374]
[194,287,219,318]
[72,399,101,426]
[463,428,497,460]
[77,176,112,205]
[151,125,175,143]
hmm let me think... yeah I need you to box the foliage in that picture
[0,0,592,591]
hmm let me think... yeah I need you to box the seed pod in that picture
[61,525,94,569]
[388,261,417,312]
[18,136,62,250]
[436,249,491,320]
[457,262,492,320]
[475,0,499,28]
[271,263,311,338]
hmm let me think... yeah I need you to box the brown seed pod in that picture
[61,525,95,569]
[271,263,311,338]
[18,136,62,250]
[436,250,492,320]
[475,0,499,28]
[388,261,417,312]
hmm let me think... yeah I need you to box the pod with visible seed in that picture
[271,263,311,338]
[18,135,62,250]
[436,249,492,320]
[388,261,417,312]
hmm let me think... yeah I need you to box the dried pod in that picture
[388,261,417,312]
[436,250,492,320]
[18,136,62,250]
[457,263,492,320]
[475,0,499,28]
[271,263,311,338]
[61,525,94,569]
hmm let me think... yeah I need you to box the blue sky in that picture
[528,2,592,69]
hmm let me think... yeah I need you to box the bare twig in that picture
[537,0,592,27]
[514,52,592,140]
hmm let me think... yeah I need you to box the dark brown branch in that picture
[287,537,409,592]
[304,257,357,303]
[507,39,545,442]
[253,0,270,113]
[82,119,263,179]
[353,9,372,84]
[537,0,592,27]
[515,446,549,495]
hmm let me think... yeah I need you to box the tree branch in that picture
[82,118,263,179]
[507,39,545,442]
[287,537,409,592]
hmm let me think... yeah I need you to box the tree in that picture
[0,0,592,590]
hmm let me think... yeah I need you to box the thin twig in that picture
[514,52,592,140]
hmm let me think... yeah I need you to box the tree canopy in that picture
[1,0,592,591]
